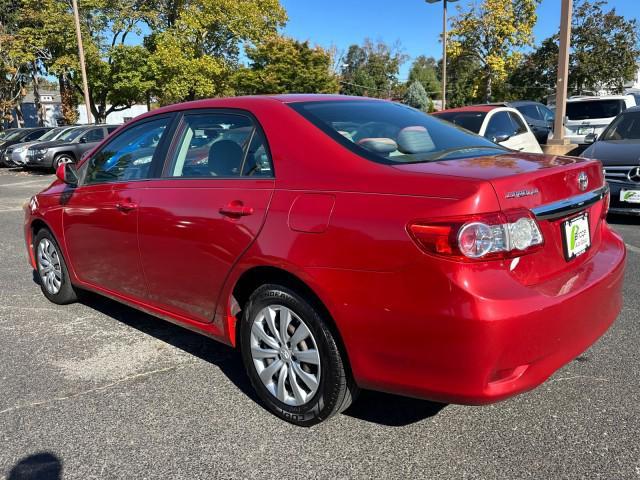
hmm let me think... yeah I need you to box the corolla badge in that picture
[578,172,588,191]
[505,188,540,199]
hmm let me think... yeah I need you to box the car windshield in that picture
[57,127,85,142]
[290,101,505,164]
[433,111,487,134]
[2,130,26,141]
[566,99,626,120]
[38,128,65,141]
[600,111,640,141]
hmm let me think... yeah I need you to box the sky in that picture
[280,0,640,79]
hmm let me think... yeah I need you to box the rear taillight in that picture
[601,189,610,219]
[408,210,544,261]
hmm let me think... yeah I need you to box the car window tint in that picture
[83,118,170,184]
[601,111,640,140]
[516,105,540,120]
[107,126,118,134]
[241,129,273,177]
[485,112,516,138]
[538,105,554,122]
[566,100,626,120]
[82,128,105,143]
[434,112,486,134]
[508,112,528,135]
[166,113,257,178]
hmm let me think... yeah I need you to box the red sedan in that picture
[24,95,625,426]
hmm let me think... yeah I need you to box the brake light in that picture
[408,210,544,261]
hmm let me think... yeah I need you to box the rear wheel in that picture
[34,229,77,304]
[240,284,358,426]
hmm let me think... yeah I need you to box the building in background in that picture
[9,90,62,127]
[77,104,148,125]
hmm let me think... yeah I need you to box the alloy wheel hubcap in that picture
[37,238,62,295]
[250,305,321,406]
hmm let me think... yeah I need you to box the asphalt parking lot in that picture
[1,168,639,480]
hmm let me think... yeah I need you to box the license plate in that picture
[620,189,640,204]
[562,213,591,261]
[577,127,593,135]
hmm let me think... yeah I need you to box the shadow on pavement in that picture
[74,290,447,427]
[343,391,446,427]
[7,167,52,176]
[607,214,640,226]
[7,452,62,480]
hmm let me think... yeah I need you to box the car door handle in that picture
[219,202,254,217]
[116,202,137,213]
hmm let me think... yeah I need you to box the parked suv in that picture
[25,125,118,170]
[555,95,637,145]
[4,126,80,167]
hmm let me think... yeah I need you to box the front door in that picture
[137,111,275,323]
[62,116,174,299]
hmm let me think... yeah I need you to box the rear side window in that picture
[83,118,170,184]
[435,111,486,134]
[81,128,105,143]
[566,100,626,120]
[165,112,272,178]
[291,101,504,164]
[516,104,541,120]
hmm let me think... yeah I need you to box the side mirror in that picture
[492,134,511,143]
[56,163,78,186]
[584,133,598,144]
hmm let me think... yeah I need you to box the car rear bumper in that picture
[315,223,626,405]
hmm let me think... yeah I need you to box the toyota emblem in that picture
[628,166,640,183]
[578,172,588,191]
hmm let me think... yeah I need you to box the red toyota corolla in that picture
[24,95,625,426]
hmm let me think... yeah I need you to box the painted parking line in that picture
[1,178,52,187]
[626,243,640,255]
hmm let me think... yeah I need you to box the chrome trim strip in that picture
[532,185,609,220]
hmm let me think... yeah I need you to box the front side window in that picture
[291,101,504,164]
[485,111,517,139]
[83,118,170,184]
[508,112,528,135]
[166,112,272,178]
[516,104,541,120]
[538,105,555,122]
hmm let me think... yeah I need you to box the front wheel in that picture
[240,284,358,426]
[34,229,78,304]
[52,154,74,171]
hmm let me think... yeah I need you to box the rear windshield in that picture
[566,100,626,120]
[434,111,487,134]
[290,101,505,164]
[601,111,640,140]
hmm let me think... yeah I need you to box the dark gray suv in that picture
[25,125,118,170]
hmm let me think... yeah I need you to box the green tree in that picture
[234,37,339,95]
[447,0,540,102]
[509,0,639,98]
[147,0,287,104]
[407,55,440,98]
[402,80,429,111]
[340,39,407,98]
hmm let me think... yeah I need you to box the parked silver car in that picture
[4,126,80,167]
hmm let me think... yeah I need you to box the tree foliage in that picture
[447,0,540,102]
[402,80,429,111]
[407,55,440,98]
[509,0,639,100]
[233,37,339,95]
[340,39,407,98]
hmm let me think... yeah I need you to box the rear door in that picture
[137,109,274,324]
[63,115,175,298]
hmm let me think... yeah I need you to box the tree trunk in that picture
[14,103,25,128]
[59,74,78,125]
[32,65,45,126]
[485,72,492,103]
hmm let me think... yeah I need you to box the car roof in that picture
[567,95,632,102]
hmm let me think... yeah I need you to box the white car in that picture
[433,105,543,154]
[554,95,637,145]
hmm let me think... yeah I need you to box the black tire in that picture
[240,284,358,426]
[33,229,78,305]
[52,154,74,171]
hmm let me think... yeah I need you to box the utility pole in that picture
[426,0,458,111]
[71,0,93,124]
[549,0,573,146]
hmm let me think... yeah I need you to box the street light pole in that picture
[550,0,573,146]
[71,0,93,124]
[426,0,458,111]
